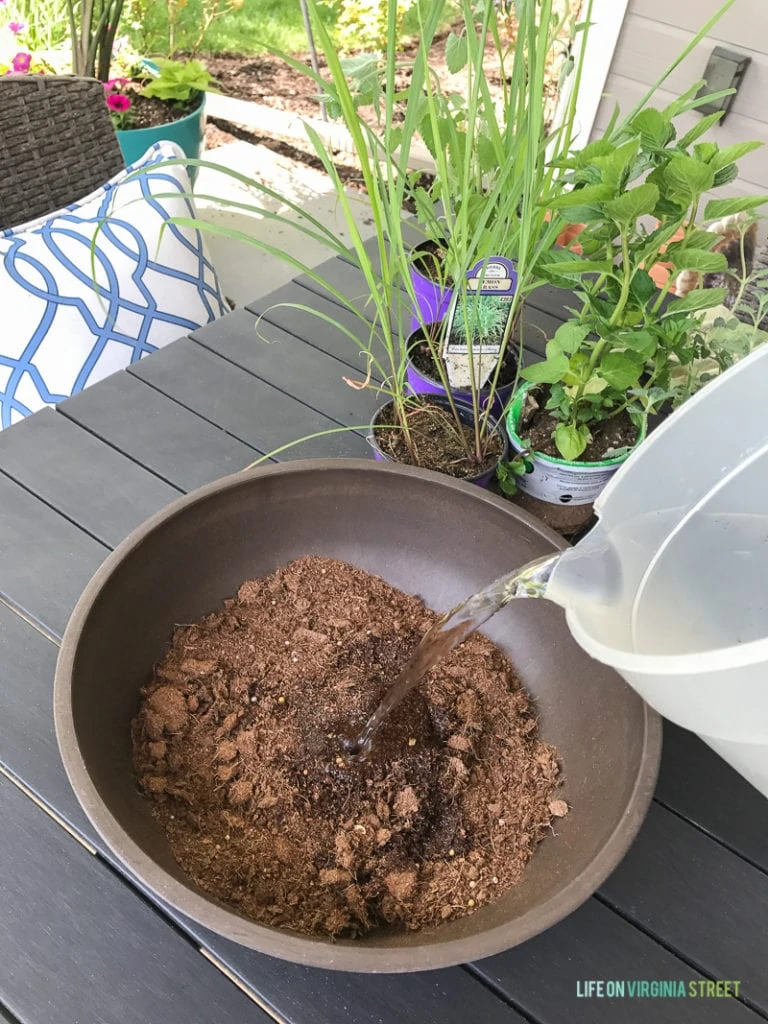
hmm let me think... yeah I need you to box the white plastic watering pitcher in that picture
[544,342,768,797]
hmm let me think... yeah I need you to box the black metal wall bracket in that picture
[696,46,752,121]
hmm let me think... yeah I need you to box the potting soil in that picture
[132,555,565,938]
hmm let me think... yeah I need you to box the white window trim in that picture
[556,0,630,148]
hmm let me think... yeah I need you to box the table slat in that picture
[129,340,370,461]
[0,409,179,547]
[191,309,380,427]
[0,604,94,841]
[0,774,269,1024]
[248,282,390,373]
[60,371,259,493]
[151,922,529,1024]
[599,802,768,1014]
[0,473,107,636]
[471,896,761,1024]
[656,723,768,875]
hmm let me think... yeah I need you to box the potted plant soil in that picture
[369,393,509,487]
[105,58,215,170]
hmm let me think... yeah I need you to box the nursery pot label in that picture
[466,256,518,296]
[442,257,517,388]
[508,434,625,506]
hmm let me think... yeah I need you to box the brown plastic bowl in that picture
[54,459,661,972]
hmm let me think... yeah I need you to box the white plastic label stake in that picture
[442,257,518,389]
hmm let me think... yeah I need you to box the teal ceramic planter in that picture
[116,97,205,180]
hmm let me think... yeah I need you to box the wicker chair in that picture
[0,75,125,231]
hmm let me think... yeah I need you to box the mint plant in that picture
[521,95,768,461]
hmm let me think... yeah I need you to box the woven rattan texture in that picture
[0,75,125,231]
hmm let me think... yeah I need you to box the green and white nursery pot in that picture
[506,385,645,508]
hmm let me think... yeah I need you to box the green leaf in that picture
[713,162,739,187]
[663,287,729,315]
[704,195,768,220]
[620,329,657,358]
[385,127,403,156]
[538,257,613,275]
[662,155,715,197]
[521,356,569,384]
[600,351,644,391]
[592,138,640,188]
[445,33,468,74]
[551,321,590,355]
[677,111,724,148]
[712,141,763,169]
[631,108,674,149]
[554,423,589,461]
[477,135,497,174]
[547,183,616,210]
[667,248,728,273]
[556,204,607,225]
[574,138,615,165]
[693,141,719,164]
[604,182,660,223]
[629,269,657,305]
[582,376,608,395]
[681,228,722,251]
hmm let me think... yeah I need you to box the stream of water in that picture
[343,552,561,760]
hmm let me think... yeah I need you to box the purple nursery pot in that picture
[405,326,518,419]
[368,395,509,489]
[409,240,453,330]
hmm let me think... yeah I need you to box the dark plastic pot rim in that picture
[54,460,661,973]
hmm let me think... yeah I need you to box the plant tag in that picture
[442,257,518,388]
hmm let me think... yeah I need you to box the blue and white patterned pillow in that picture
[0,141,226,429]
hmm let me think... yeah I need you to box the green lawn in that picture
[132,0,335,57]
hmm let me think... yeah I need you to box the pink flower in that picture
[104,77,129,91]
[106,93,131,112]
[11,52,31,72]
[8,20,24,34]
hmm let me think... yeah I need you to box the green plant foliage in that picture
[525,68,768,460]
[140,57,218,104]
[496,451,534,496]
[450,295,511,345]
[321,0,417,54]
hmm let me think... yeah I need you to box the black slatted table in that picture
[0,249,766,1024]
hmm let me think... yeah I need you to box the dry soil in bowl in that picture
[133,556,566,938]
